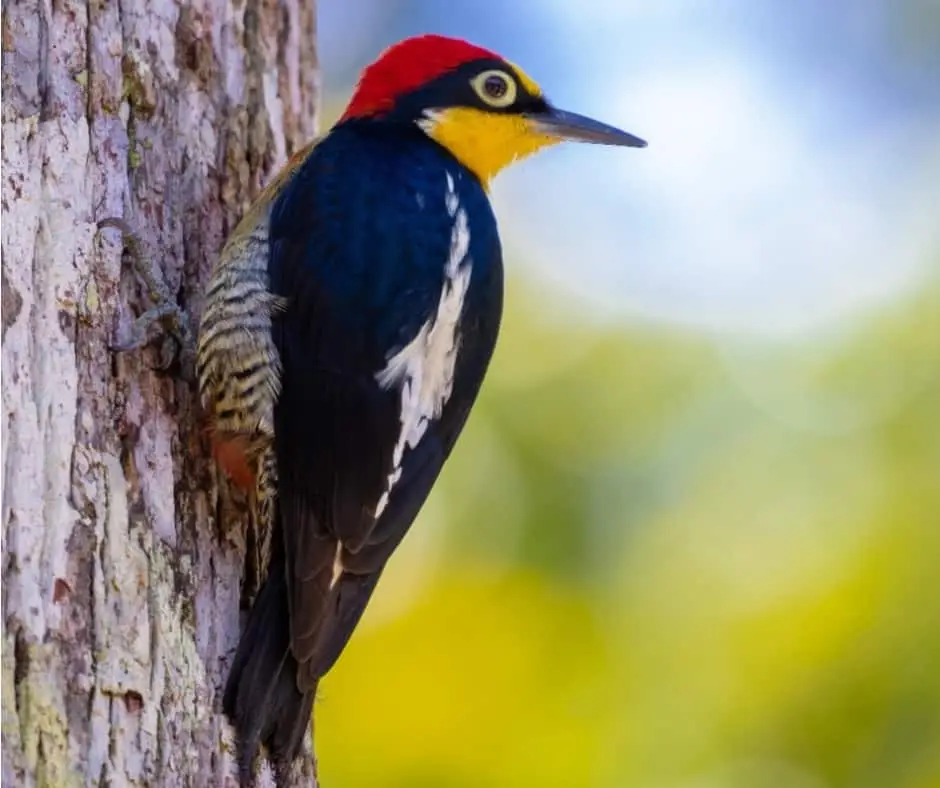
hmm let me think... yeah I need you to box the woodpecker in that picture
[119,33,645,785]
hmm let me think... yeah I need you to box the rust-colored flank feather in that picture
[211,433,255,490]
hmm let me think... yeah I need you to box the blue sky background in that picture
[319,0,940,339]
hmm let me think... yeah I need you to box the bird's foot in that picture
[99,217,196,382]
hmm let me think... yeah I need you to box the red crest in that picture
[340,35,498,122]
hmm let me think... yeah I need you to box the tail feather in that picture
[305,569,383,682]
[224,551,315,785]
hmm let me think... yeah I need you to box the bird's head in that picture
[338,34,646,185]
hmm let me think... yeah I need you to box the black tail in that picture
[307,569,383,680]
[223,548,315,785]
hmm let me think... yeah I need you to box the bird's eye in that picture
[471,69,517,109]
[484,75,507,98]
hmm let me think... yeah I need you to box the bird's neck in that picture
[335,111,557,187]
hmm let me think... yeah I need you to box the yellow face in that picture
[419,63,560,186]
[422,108,559,186]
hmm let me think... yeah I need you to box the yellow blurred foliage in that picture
[317,272,940,788]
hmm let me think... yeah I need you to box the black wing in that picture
[268,127,504,687]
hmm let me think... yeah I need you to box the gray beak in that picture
[526,106,647,148]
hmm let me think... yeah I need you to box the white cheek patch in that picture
[416,109,444,137]
[374,172,472,517]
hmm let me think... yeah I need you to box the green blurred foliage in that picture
[316,267,940,788]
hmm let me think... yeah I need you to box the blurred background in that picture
[314,3,940,787]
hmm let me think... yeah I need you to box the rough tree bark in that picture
[2,0,318,784]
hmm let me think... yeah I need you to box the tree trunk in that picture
[2,0,318,784]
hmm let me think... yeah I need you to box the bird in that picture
[149,32,645,785]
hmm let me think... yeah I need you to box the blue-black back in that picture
[270,120,501,367]
[266,118,504,686]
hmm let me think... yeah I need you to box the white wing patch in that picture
[374,172,472,517]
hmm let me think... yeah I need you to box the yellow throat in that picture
[423,108,559,185]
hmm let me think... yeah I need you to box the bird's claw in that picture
[110,303,193,376]
[99,217,196,382]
